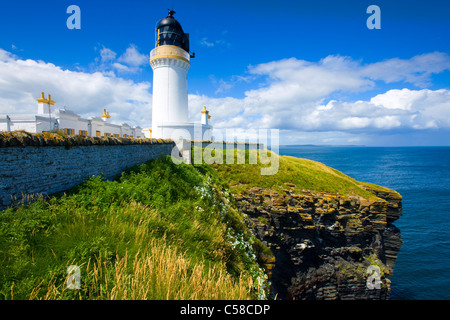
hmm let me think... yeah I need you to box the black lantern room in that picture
[156,10,190,54]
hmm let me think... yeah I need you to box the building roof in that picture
[155,9,190,53]
[57,108,81,118]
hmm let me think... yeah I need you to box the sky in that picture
[0,0,449,146]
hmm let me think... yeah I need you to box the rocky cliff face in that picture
[234,183,402,300]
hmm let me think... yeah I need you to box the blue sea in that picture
[277,146,450,300]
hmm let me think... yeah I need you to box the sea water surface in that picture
[277,146,450,300]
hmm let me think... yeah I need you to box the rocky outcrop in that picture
[235,183,402,300]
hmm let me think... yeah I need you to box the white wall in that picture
[90,119,105,137]
[7,117,39,133]
[57,113,89,135]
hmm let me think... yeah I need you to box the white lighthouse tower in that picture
[150,10,212,140]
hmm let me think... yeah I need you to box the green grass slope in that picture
[0,156,267,300]
[207,149,397,200]
[0,149,398,300]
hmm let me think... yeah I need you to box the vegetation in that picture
[0,156,267,300]
[0,130,170,148]
[0,145,397,300]
[202,148,381,200]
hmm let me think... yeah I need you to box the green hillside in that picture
[204,148,395,200]
[0,156,267,300]
[0,149,397,300]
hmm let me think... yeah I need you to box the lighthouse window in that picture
[158,27,184,47]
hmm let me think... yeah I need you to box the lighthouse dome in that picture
[157,15,182,30]
[156,10,190,53]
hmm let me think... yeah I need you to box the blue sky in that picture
[0,0,449,145]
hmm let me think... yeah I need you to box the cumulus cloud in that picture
[247,56,373,104]
[209,87,450,133]
[243,52,450,112]
[361,52,450,87]
[117,44,148,68]
[1,47,449,145]
[190,52,450,144]
[100,47,116,62]
[188,94,245,127]
[93,44,149,75]
[304,88,450,132]
[0,48,152,127]
[0,49,17,62]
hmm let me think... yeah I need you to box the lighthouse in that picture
[150,10,212,140]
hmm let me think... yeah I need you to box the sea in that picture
[277,145,450,300]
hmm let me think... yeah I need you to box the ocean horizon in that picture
[277,145,450,300]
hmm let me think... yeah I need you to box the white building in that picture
[0,92,145,138]
[150,10,212,141]
[1,10,213,141]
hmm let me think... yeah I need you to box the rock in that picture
[284,183,296,188]
[233,186,402,300]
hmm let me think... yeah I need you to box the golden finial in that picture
[36,92,55,105]
[36,92,48,104]
[101,109,111,119]
[201,106,209,114]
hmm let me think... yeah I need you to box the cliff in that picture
[0,137,403,300]
[212,153,403,300]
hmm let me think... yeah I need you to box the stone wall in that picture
[0,140,175,209]
[0,131,269,209]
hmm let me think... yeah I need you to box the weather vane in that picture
[168,9,176,17]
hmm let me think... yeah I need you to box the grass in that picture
[29,239,254,300]
[204,148,386,200]
[0,147,398,300]
[0,156,267,300]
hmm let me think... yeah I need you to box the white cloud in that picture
[209,74,254,94]
[188,94,243,126]
[1,47,449,145]
[112,62,130,73]
[199,37,231,48]
[370,88,424,110]
[0,48,152,127]
[200,37,214,47]
[243,88,450,132]
[100,47,116,62]
[0,49,17,62]
[340,116,372,130]
[244,56,374,114]
[361,52,450,87]
[189,52,450,145]
[93,44,148,75]
[117,44,148,68]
